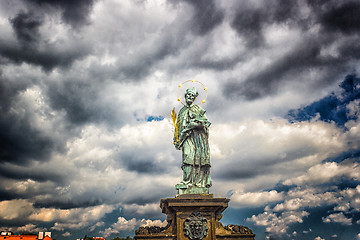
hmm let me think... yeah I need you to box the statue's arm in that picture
[191,112,210,129]
[194,107,211,128]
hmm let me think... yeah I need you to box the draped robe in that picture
[174,104,212,188]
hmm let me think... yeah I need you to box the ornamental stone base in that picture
[134,194,255,240]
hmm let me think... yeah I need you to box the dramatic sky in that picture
[1,0,360,239]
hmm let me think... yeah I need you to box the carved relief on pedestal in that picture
[183,212,208,240]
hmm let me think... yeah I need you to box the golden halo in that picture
[177,79,208,106]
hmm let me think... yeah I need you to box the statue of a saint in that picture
[173,87,212,194]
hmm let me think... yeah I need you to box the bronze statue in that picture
[172,86,212,194]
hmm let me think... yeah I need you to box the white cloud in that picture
[139,219,167,227]
[231,190,284,207]
[333,202,350,212]
[123,203,160,216]
[100,217,138,237]
[89,222,105,232]
[100,217,167,237]
[0,198,116,231]
[0,199,34,220]
[111,217,138,231]
[99,228,119,238]
[36,204,116,225]
[346,99,360,118]
[62,232,71,237]
[210,118,348,194]
[340,185,360,211]
[322,212,352,225]
[273,187,340,212]
[247,183,360,236]
[2,178,55,196]
[248,210,309,235]
[283,161,360,186]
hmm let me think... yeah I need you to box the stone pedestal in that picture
[134,194,255,240]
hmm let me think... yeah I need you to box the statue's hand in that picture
[174,142,181,150]
[189,120,200,129]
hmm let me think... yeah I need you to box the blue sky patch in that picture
[323,149,360,163]
[147,115,164,122]
[287,75,360,127]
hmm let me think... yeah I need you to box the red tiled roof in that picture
[1,235,52,240]
[93,237,106,240]
[1,236,37,240]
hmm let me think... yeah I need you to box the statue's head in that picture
[185,87,198,106]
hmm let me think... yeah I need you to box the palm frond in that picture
[171,107,179,143]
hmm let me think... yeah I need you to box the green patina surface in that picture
[175,184,209,195]
[173,87,212,195]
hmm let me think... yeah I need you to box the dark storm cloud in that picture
[224,0,360,100]
[10,11,42,46]
[0,70,30,111]
[126,159,162,173]
[324,149,360,164]
[214,158,272,180]
[123,195,162,206]
[191,55,243,72]
[339,37,360,60]
[0,111,54,163]
[33,198,102,209]
[0,188,19,201]
[45,79,123,126]
[46,80,98,124]
[119,152,165,174]
[231,0,300,48]
[120,38,178,80]
[215,146,319,181]
[122,186,173,206]
[231,6,265,48]
[0,219,40,230]
[183,0,224,35]
[215,167,263,180]
[317,1,360,34]
[223,40,325,100]
[25,0,96,28]
[0,163,63,183]
[0,72,65,206]
[0,40,89,71]
[0,9,91,71]
[0,74,57,165]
